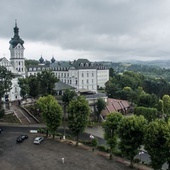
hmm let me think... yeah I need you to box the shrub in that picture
[134,158,140,163]
[0,109,5,118]
[91,138,98,147]
[97,145,107,152]
[112,149,123,157]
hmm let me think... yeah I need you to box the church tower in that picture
[9,20,25,77]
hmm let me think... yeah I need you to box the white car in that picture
[34,137,44,144]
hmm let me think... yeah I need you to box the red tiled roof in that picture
[101,98,130,117]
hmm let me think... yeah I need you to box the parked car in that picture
[0,128,3,133]
[16,135,28,143]
[34,137,44,144]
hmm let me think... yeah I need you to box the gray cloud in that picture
[1,0,170,61]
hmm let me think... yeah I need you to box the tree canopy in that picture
[0,66,14,109]
[118,115,147,167]
[36,95,63,138]
[144,119,170,170]
[67,96,90,146]
[102,112,123,159]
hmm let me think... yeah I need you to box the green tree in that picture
[25,59,39,67]
[109,68,115,78]
[144,119,169,170]
[0,66,14,109]
[118,115,147,167]
[36,95,63,138]
[162,95,170,120]
[96,98,106,122]
[166,119,170,169]
[67,96,90,146]
[134,106,158,123]
[18,78,30,98]
[157,99,164,118]
[37,70,58,96]
[102,112,123,159]
[116,87,138,103]
[28,75,40,98]
[62,89,76,139]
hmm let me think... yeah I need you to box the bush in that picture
[91,138,98,147]
[0,109,5,118]
[37,128,47,134]
[97,145,107,152]
[112,149,123,157]
[134,158,140,163]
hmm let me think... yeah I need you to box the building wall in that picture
[0,58,22,102]
[97,69,109,88]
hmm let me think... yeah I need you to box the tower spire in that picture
[15,19,17,27]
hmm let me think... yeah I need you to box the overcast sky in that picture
[1,0,170,62]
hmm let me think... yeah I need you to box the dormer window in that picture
[29,68,32,71]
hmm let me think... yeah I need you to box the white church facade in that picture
[0,21,25,102]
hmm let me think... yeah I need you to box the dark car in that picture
[16,135,28,143]
[0,128,3,133]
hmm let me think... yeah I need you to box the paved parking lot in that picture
[0,131,131,170]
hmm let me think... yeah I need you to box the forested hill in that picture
[106,61,170,82]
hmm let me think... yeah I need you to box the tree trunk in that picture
[76,134,79,147]
[109,146,113,160]
[63,104,66,139]
[130,159,133,168]
[46,129,48,138]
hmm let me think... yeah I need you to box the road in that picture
[0,125,107,146]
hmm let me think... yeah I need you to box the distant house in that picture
[101,98,132,119]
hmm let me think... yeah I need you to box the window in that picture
[76,80,77,85]
[92,72,94,77]
[87,79,89,84]
[82,73,84,77]
[87,72,89,77]
[82,80,84,84]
